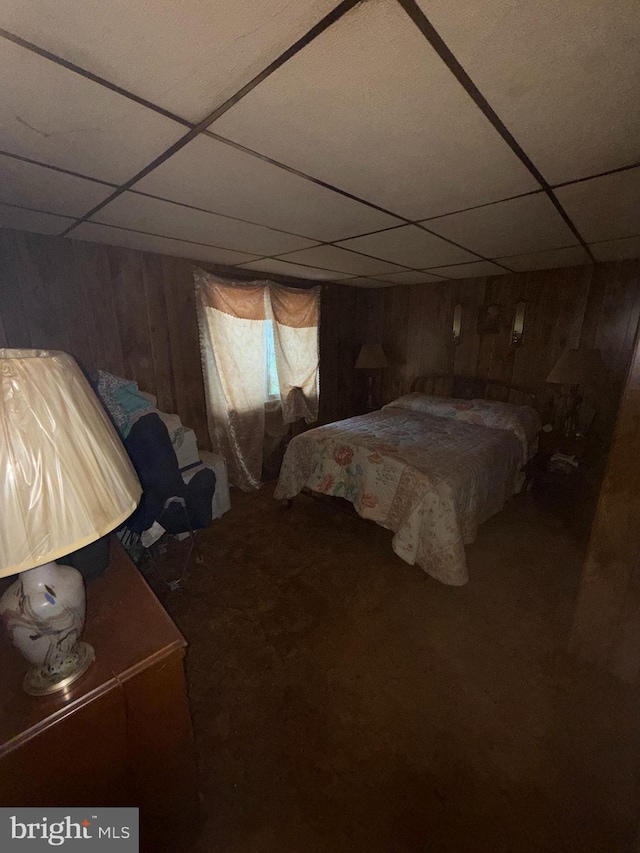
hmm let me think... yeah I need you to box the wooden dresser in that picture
[0,539,200,852]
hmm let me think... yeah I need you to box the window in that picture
[196,270,319,489]
[264,320,280,401]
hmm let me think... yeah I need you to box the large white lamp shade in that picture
[0,349,141,694]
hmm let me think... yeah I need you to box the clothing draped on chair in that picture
[195,269,320,491]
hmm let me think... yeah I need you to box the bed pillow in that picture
[384,393,467,421]
[385,393,541,460]
[465,398,540,460]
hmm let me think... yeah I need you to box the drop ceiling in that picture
[0,0,638,288]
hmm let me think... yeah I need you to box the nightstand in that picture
[537,429,589,460]
[524,429,595,527]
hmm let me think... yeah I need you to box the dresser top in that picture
[0,538,185,755]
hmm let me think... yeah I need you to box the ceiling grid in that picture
[0,0,637,286]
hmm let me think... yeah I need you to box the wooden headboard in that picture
[410,374,537,407]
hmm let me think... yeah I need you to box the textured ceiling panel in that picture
[0,40,185,184]
[0,155,114,217]
[0,0,341,123]
[1,0,637,275]
[496,246,591,272]
[213,0,538,220]
[555,168,640,243]
[590,236,640,263]
[421,0,640,184]
[337,225,476,268]
[373,271,444,285]
[70,222,258,265]
[424,194,578,258]
[91,192,317,257]
[0,203,73,234]
[277,245,406,277]
[135,135,401,241]
[425,261,507,279]
[237,258,352,281]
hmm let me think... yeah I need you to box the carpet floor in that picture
[150,487,640,853]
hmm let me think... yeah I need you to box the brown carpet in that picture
[150,487,640,853]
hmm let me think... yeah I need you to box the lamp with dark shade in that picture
[546,347,606,435]
[356,344,389,410]
[0,349,141,695]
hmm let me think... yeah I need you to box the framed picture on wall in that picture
[478,304,503,335]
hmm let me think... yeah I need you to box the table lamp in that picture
[0,349,141,695]
[546,347,606,435]
[355,344,389,410]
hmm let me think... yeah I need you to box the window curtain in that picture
[195,270,320,491]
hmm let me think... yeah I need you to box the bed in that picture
[274,375,541,585]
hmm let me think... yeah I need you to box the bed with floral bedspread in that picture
[274,395,540,585]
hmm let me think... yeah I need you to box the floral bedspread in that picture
[274,409,524,585]
[383,394,540,460]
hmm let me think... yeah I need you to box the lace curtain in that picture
[195,270,320,491]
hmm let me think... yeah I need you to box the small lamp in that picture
[546,348,606,436]
[0,349,141,695]
[355,344,389,410]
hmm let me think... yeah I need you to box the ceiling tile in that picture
[420,0,640,184]
[0,155,114,218]
[70,222,258,266]
[0,39,185,184]
[373,271,444,285]
[496,246,591,272]
[589,236,640,263]
[90,192,317,256]
[554,168,640,243]
[276,245,406,277]
[0,203,73,234]
[237,258,351,281]
[212,0,538,220]
[337,225,476,268]
[425,261,507,279]
[135,135,401,241]
[423,194,577,258]
[0,1,340,123]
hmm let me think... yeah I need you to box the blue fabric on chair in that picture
[92,370,153,438]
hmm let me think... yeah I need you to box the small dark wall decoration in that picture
[478,304,503,335]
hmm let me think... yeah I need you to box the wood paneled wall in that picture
[2,227,639,466]
[318,283,359,425]
[570,318,640,682]
[0,229,213,450]
[0,228,316,453]
[321,260,640,453]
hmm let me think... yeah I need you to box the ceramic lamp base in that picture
[0,560,94,696]
[23,640,95,696]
